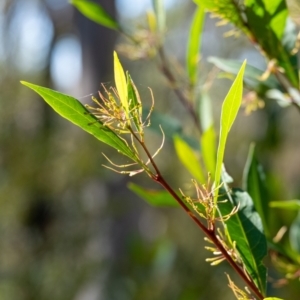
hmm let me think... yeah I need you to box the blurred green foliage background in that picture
[1,0,300,299]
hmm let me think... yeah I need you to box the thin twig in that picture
[157,47,202,133]
[273,70,300,114]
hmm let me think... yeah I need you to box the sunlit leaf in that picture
[264,298,284,300]
[147,11,157,32]
[201,125,216,178]
[220,188,267,295]
[114,51,128,115]
[243,143,270,237]
[214,60,246,196]
[193,0,247,31]
[245,0,298,86]
[173,135,205,184]
[70,0,119,30]
[186,5,205,86]
[127,72,142,131]
[21,81,137,161]
[245,0,287,40]
[128,182,179,207]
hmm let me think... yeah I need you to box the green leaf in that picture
[269,200,300,210]
[199,91,214,131]
[193,0,246,31]
[221,188,267,294]
[127,72,142,131]
[245,0,298,87]
[290,212,300,253]
[245,0,287,40]
[186,5,205,86]
[152,0,165,33]
[128,182,179,207]
[243,143,270,237]
[201,125,216,178]
[264,298,285,300]
[208,56,279,93]
[21,81,137,161]
[114,51,128,115]
[70,0,119,30]
[214,60,246,195]
[173,135,205,184]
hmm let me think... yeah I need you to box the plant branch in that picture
[131,130,264,300]
[235,8,300,115]
[128,127,161,177]
[273,70,300,113]
[157,47,202,133]
[156,175,264,300]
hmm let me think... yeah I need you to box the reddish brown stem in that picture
[131,129,264,299]
[156,175,264,300]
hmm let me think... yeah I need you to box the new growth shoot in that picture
[85,52,164,178]
[180,175,239,231]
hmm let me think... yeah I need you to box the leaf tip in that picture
[242,59,247,68]
[20,80,30,87]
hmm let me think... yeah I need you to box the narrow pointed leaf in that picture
[152,0,165,33]
[114,52,128,115]
[290,212,300,252]
[215,60,246,194]
[243,143,270,237]
[199,91,214,131]
[70,0,119,30]
[127,72,142,130]
[128,182,179,207]
[21,81,137,160]
[199,92,216,177]
[208,56,279,92]
[220,188,267,294]
[174,135,205,184]
[194,0,247,31]
[201,125,216,177]
[269,200,300,210]
[147,11,157,32]
[187,5,205,86]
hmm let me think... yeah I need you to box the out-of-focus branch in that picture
[273,69,300,113]
[157,47,201,133]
